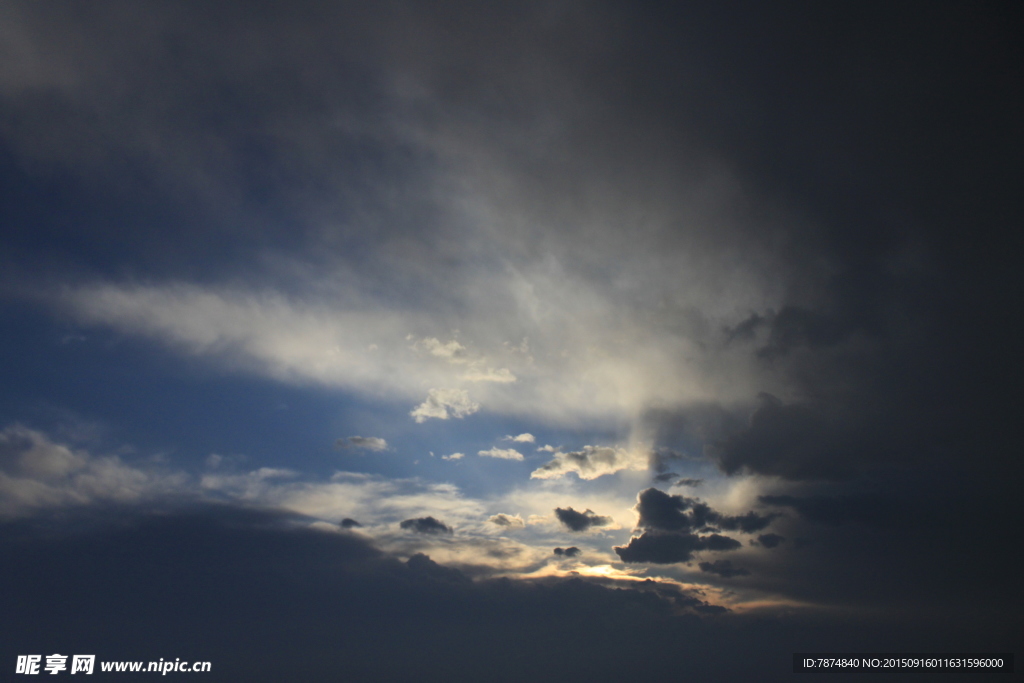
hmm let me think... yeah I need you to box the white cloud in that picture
[478,447,524,461]
[462,367,516,383]
[410,388,480,423]
[530,445,648,480]
[504,433,535,443]
[415,337,468,363]
[335,436,389,452]
[57,271,785,433]
[442,452,465,461]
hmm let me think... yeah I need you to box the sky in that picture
[1,1,1021,680]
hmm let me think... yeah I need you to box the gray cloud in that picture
[758,494,894,528]
[554,507,612,532]
[399,516,453,535]
[488,513,524,528]
[754,533,784,548]
[633,488,774,534]
[0,425,189,517]
[614,531,741,564]
[335,436,389,452]
[553,546,580,558]
[698,560,750,578]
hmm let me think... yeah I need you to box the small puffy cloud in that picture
[489,513,525,528]
[335,436,389,452]
[478,447,524,461]
[553,547,581,558]
[554,507,613,532]
[442,452,465,461]
[698,560,750,578]
[410,389,480,423]
[504,433,535,443]
[537,444,558,452]
[462,367,516,383]
[340,518,362,529]
[399,516,454,535]
[531,445,646,480]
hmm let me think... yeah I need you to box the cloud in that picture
[709,394,856,480]
[399,516,454,535]
[553,546,581,557]
[462,367,516,383]
[633,488,774,534]
[671,478,704,488]
[335,436,389,452]
[554,507,612,532]
[504,433,535,443]
[477,447,523,461]
[0,505,782,680]
[340,518,361,529]
[531,445,647,480]
[0,425,189,517]
[442,453,465,461]
[414,337,468,363]
[754,533,784,548]
[488,513,525,528]
[698,560,750,578]
[410,389,480,423]
[757,494,894,528]
[614,531,741,564]
[612,488,763,564]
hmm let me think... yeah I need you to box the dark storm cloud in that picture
[756,307,850,360]
[3,504,897,682]
[698,560,750,578]
[754,533,784,549]
[633,488,774,534]
[340,518,361,529]
[399,516,453,535]
[708,394,857,480]
[615,489,767,564]
[554,507,612,532]
[614,531,741,564]
[0,0,1021,669]
[758,494,895,528]
[553,546,580,558]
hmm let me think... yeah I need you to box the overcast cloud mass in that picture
[1,1,1020,680]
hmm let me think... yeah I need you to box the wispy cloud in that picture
[335,436,390,452]
[478,447,524,461]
